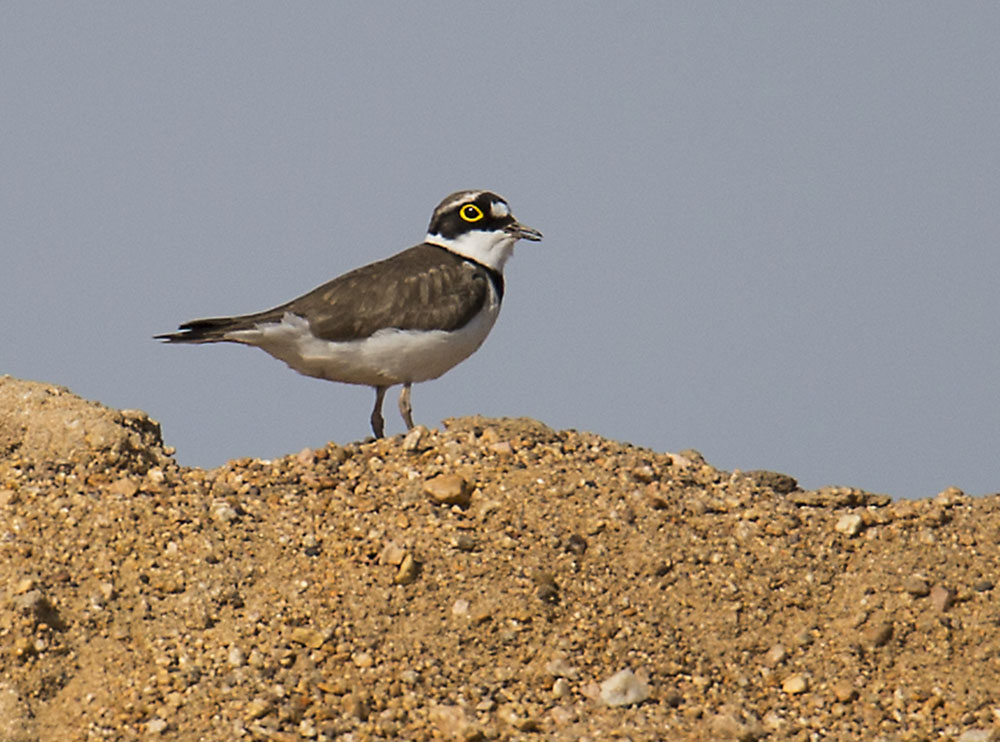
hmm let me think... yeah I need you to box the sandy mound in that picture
[0,376,170,473]
[1,377,998,741]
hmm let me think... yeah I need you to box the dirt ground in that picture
[1,375,999,741]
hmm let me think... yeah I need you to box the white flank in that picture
[224,293,501,387]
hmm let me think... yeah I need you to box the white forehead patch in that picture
[490,200,510,219]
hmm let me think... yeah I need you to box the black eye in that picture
[459,204,484,223]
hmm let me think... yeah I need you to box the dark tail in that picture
[155,315,254,344]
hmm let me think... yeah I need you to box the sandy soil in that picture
[1,375,999,741]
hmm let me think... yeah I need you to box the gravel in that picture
[2,375,1000,740]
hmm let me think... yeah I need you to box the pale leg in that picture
[398,382,414,430]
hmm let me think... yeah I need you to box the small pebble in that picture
[545,657,580,679]
[931,584,956,612]
[835,513,864,536]
[957,730,992,742]
[763,644,787,667]
[145,717,167,735]
[549,705,575,726]
[599,668,650,707]
[782,674,809,694]
[711,707,764,741]
[830,678,856,703]
[228,646,246,667]
[211,501,239,523]
[244,698,271,720]
[488,441,513,455]
[298,719,318,739]
[108,477,139,497]
[864,620,894,649]
[290,627,327,649]
[499,704,540,731]
[402,426,425,452]
[631,465,656,483]
[903,575,931,597]
[247,649,265,669]
[430,704,472,738]
[423,474,472,508]
[394,553,419,585]
[380,541,407,566]
[14,590,47,615]
[935,486,965,506]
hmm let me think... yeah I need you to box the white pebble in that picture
[146,717,168,734]
[957,730,992,742]
[782,674,809,694]
[228,646,246,667]
[211,501,238,523]
[835,513,863,536]
[599,668,650,707]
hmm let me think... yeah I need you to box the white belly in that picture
[225,302,500,387]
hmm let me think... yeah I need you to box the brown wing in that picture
[156,244,495,344]
[274,244,493,341]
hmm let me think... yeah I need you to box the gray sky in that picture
[3,3,999,499]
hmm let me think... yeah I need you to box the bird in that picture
[156,190,542,438]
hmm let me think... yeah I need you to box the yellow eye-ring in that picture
[459,204,484,223]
